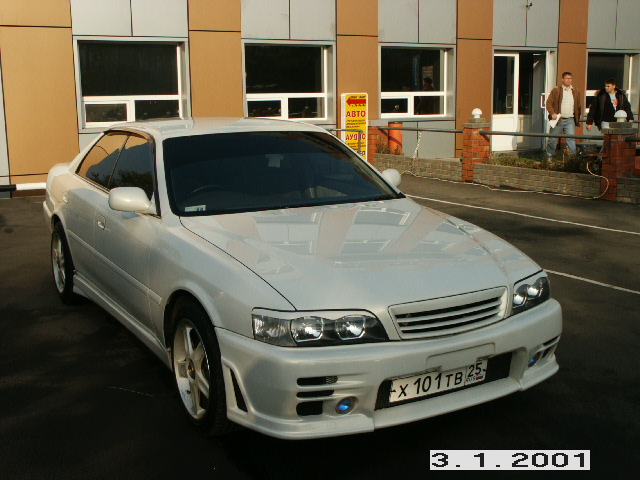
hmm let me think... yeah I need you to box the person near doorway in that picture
[545,72,582,161]
[586,78,634,132]
[415,77,438,115]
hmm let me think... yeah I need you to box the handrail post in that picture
[462,110,491,182]
[388,122,403,154]
[601,122,638,200]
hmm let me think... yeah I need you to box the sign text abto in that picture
[341,93,368,161]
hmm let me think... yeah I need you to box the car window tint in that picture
[109,134,155,199]
[163,131,401,216]
[77,132,128,188]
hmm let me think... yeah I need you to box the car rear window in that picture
[163,131,401,216]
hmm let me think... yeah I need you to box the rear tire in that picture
[171,298,236,435]
[51,222,80,305]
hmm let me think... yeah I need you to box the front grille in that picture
[389,287,507,340]
[375,352,512,410]
[297,390,334,398]
[297,401,323,416]
[297,376,338,386]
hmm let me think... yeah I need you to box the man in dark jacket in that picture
[586,78,634,131]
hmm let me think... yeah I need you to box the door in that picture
[492,53,519,151]
[530,53,547,150]
[67,132,129,283]
[93,133,160,331]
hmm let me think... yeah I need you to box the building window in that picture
[78,42,184,128]
[586,52,636,112]
[245,44,329,120]
[381,47,448,118]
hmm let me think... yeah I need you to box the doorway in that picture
[492,51,548,152]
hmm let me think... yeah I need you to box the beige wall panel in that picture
[0,0,70,27]
[455,38,492,154]
[0,27,78,179]
[337,35,379,123]
[558,0,588,44]
[558,42,587,105]
[457,0,492,40]
[188,0,241,31]
[190,31,244,117]
[337,0,378,37]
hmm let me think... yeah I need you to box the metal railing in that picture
[376,125,640,143]
[325,128,365,153]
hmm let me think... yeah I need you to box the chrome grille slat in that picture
[399,306,501,331]
[390,287,507,339]
[397,299,502,327]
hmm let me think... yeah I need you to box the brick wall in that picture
[474,164,600,197]
[617,177,640,204]
[372,154,462,181]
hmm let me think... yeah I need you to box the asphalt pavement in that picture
[1,178,639,480]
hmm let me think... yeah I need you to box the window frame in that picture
[75,129,160,214]
[74,37,190,131]
[585,51,638,115]
[243,40,334,123]
[380,45,452,120]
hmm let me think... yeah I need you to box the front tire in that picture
[51,222,80,305]
[171,298,235,435]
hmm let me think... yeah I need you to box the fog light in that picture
[528,352,541,368]
[335,397,357,414]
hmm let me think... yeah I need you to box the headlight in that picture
[511,273,550,316]
[252,310,388,347]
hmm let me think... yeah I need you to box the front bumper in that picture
[216,299,562,439]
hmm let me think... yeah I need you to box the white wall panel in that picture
[79,133,101,153]
[290,0,335,41]
[587,0,616,49]
[71,0,132,36]
[379,0,419,44]
[419,0,456,45]
[0,61,9,198]
[402,121,457,158]
[132,0,188,38]
[526,0,558,47]
[242,0,290,39]
[493,0,526,46]
[616,0,640,50]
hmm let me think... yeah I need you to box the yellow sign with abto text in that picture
[341,93,368,161]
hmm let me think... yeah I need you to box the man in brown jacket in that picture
[545,72,582,161]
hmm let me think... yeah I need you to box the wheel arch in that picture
[163,289,209,348]
[51,213,62,229]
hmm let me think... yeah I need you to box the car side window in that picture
[108,134,155,199]
[77,132,128,188]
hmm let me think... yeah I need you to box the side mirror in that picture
[109,187,153,213]
[381,169,402,188]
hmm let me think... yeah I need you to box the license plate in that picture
[389,360,488,404]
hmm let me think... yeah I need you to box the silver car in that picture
[44,118,561,439]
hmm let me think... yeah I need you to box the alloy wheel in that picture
[173,319,211,420]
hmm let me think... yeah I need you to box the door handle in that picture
[97,215,106,230]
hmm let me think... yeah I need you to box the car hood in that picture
[180,198,540,311]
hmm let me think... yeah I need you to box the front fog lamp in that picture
[336,397,357,414]
[511,275,550,316]
[528,352,542,368]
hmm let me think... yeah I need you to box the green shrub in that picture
[489,151,595,174]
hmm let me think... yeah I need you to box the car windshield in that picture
[163,131,402,216]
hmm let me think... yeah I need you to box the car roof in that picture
[109,117,328,140]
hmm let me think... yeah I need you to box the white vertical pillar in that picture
[0,60,10,199]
